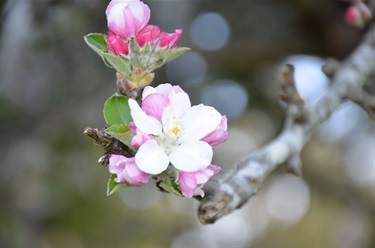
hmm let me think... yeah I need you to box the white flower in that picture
[128,84,224,174]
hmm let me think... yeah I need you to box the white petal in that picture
[170,141,213,172]
[179,104,221,143]
[135,140,170,174]
[162,92,191,127]
[142,86,158,100]
[129,99,162,135]
[155,83,173,96]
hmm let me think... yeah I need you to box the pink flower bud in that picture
[107,31,129,55]
[109,154,149,186]
[201,116,228,146]
[136,25,161,47]
[159,29,182,48]
[106,0,151,40]
[178,165,221,198]
[345,2,373,28]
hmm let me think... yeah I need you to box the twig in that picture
[197,25,375,225]
[83,127,136,166]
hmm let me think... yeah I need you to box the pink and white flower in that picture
[178,165,221,198]
[106,0,150,40]
[109,154,149,186]
[128,83,228,175]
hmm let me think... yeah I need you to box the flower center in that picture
[160,116,184,153]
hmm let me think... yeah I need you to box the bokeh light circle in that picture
[284,55,329,104]
[201,210,253,247]
[201,79,248,119]
[165,51,207,87]
[344,136,375,186]
[265,174,310,224]
[189,12,230,51]
[317,101,368,142]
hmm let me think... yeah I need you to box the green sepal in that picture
[150,47,190,71]
[103,94,132,126]
[102,52,131,77]
[159,178,183,197]
[129,39,141,68]
[141,42,152,56]
[163,47,190,65]
[104,124,136,151]
[107,174,129,196]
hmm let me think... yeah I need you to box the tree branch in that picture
[197,25,375,225]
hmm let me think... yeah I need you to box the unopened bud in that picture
[345,2,373,28]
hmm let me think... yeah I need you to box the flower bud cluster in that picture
[104,0,186,91]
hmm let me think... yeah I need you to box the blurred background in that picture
[1,0,374,247]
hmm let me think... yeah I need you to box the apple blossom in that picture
[128,83,228,175]
[107,31,129,55]
[109,154,149,186]
[106,0,150,40]
[178,165,221,198]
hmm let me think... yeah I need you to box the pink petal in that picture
[131,132,154,148]
[207,164,222,174]
[106,0,150,39]
[128,122,137,134]
[159,29,182,48]
[201,116,229,146]
[178,172,198,198]
[109,154,127,174]
[124,160,149,185]
[136,24,160,47]
[142,93,170,122]
[107,31,129,55]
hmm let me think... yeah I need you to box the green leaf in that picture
[102,52,131,77]
[105,124,130,134]
[159,178,183,197]
[107,174,129,196]
[103,94,132,126]
[84,33,108,54]
[105,124,136,151]
[84,33,114,68]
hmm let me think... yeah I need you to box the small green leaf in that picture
[84,33,114,68]
[107,174,129,196]
[103,94,132,126]
[84,33,108,54]
[102,52,131,76]
[105,124,136,151]
[159,178,183,197]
